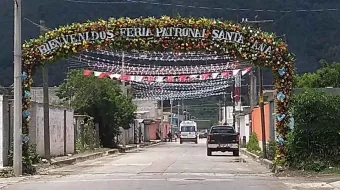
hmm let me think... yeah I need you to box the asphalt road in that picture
[1,139,338,190]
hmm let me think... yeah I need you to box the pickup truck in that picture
[206,125,240,156]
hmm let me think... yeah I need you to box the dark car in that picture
[198,130,208,138]
[206,125,240,156]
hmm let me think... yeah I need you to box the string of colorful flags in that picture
[130,79,232,90]
[76,50,251,100]
[83,66,252,83]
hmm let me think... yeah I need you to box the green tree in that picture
[296,60,340,88]
[56,70,136,147]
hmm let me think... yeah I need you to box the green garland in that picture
[21,16,294,167]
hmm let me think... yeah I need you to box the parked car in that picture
[206,125,240,156]
[198,130,208,138]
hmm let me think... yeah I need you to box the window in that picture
[181,126,196,132]
[210,126,235,134]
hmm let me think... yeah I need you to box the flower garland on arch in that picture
[22,16,295,166]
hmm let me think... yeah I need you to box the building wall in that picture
[222,106,248,125]
[222,106,234,125]
[133,100,157,119]
[148,121,159,140]
[239,114,250,144]
[162,122,170,138]
[119,125,135,145]
[251,104,270,149]
[29,102,74,157]
[0,95,9,166]
[30,87,62,105]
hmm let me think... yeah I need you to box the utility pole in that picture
[249,70,257,135]
[224,92,227,124]
[13,0,22,176]
[41,20,51,161]
[160,86,164,141]
[232,79,236,128]
[258,67,266,158]
[170,99,173,134]
[181,99,184,120]
[121,52,126,95]
[185,105,188,120]
[218,100,221,123]
[177,100,180,130]
[243,16,273,159]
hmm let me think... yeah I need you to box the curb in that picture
[50,141,161,166]
[240,148,274,170]
[118,145,137,153]
[139,141,162,148]
[50,149,118,166]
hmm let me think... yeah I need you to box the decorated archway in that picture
[22,16,294,165]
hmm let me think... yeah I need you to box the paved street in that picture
[0,139,338,190]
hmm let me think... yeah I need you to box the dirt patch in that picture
[275,168,340,183]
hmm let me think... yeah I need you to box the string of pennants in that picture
[83,67,252,83]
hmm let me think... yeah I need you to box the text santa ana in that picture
[37,27,272,55]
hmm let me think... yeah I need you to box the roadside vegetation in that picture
[287,61,340,172]
[56,70,136,148]
[246,62,340,173]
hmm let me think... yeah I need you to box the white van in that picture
[179,121,198,144]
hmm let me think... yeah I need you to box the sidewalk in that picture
[34,140,162,173]
[50,140,161,166]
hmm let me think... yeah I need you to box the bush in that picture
[287,90,340,171]
[247,133,261,154]
[266,139,277,161]
[8,143,39,174]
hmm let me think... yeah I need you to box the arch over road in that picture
[22,16,294,164]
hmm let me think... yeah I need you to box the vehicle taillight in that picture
[236,135,240,142]
[207,135,211,142]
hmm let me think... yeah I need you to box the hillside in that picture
[1,0,340,86]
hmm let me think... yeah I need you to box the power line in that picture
[24,18,51,31]
[63,0,130,4]
[63,0,340,13]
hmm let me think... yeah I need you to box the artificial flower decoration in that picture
[276,92,286,102]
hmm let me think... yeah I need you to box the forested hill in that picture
[1,0,340,86]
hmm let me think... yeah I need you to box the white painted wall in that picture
[0,95,9,167]
[29,102,74,157]
[222,106,249,126]
[239,114,250,144]
[222,106,234,125]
